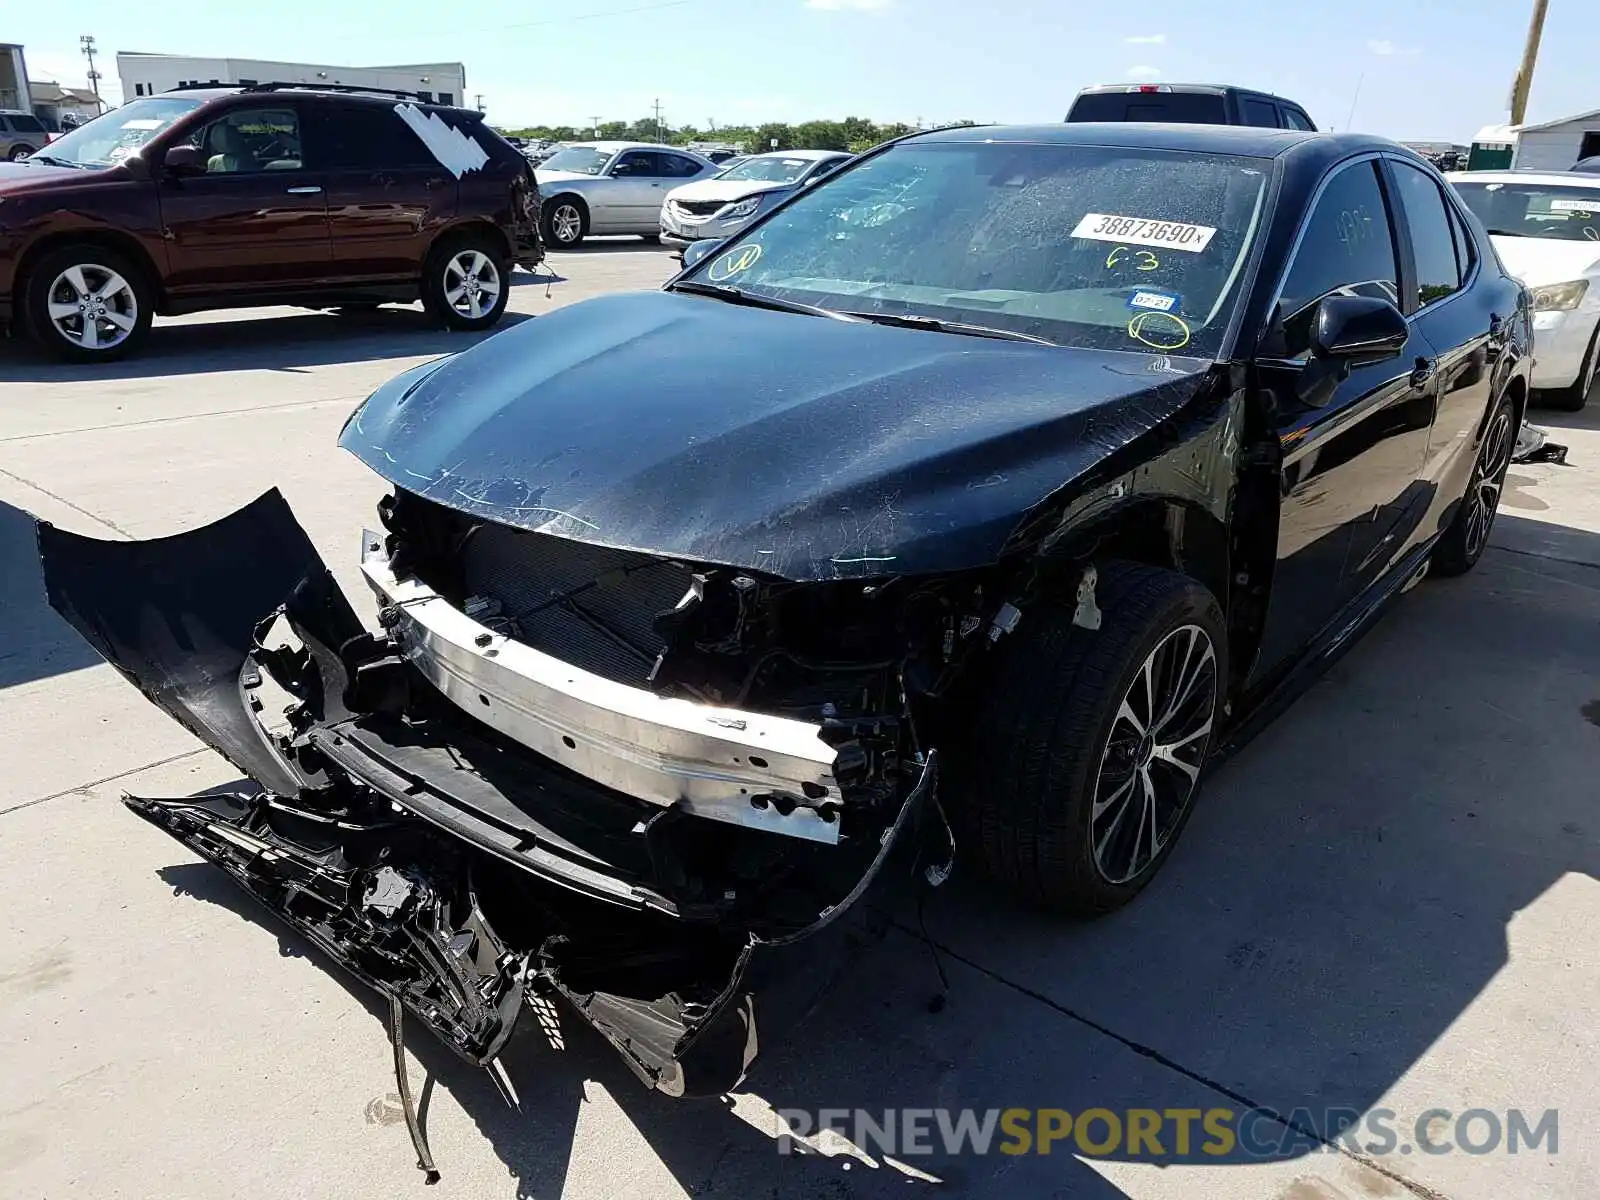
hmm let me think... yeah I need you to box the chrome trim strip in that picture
[358,534,843,845]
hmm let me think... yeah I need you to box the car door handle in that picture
[1409,357,1436,387]
[285,185,323,194]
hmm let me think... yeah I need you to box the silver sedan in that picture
[534,142,720,247]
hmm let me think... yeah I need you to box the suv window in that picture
[1282,107,1316,132]
[1276,161,1399,357]
[1241,98,1280,127]
[318,103,434,169]
[9,113,46,133]
[190,107,305,174]
[1390,161,1462,308]
[1067,91,1228,124]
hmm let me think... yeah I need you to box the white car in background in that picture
[660,150,852,248]
[534,142,719,247]
[1450,170,1600,410]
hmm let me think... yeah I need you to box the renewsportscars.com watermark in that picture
[774,1107,1559,1159]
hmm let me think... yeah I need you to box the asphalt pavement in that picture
[1,241,1597,1199]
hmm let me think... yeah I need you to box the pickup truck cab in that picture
[1067,83,1316,131]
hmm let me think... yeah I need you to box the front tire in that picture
[1431,391,1516,576]
[9,144,35,161]
[955,562,1227,914]
[541,196,587,248]
[24,244,153,362]
[421,233,510,332]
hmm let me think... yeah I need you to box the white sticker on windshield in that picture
[1072,213,1217,252]
[1128,290,1181,312]
[122,119,164,130]
[1549,198,1599,213]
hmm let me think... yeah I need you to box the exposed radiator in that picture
[458,524,695,686]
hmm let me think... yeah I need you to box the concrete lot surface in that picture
[2,243,1597,1199]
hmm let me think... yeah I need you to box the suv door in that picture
[1250,159,1436,683]
[311,101,456,282]
[156,102,331,294]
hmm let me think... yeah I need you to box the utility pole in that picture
[475,93,485,113]
[590,115,603,137]
[1508,0,1549,125]
[79,35,102,109]
[653,97,665,143]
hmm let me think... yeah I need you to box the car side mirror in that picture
[608,163,631,176]
[163,145,208,176]
[680,239,724,270]
[1312,294,1408,366]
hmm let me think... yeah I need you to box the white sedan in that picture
[1450,170,1600,410]
[660,150,853,248]
[535,142,720,248]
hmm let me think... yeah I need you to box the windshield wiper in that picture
[838,310,1057,346]
[21,154,84,169]
[669,279,859,321]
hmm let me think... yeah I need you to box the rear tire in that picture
[23,243,153,362]
[1543,325,1598,412]
[1431,390,1516,577]
[541,196,587,249]
[421,233,510,332]
[952,561,1227,914]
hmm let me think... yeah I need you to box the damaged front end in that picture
[39,489,960,1149]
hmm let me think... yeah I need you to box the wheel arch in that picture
[13,229,167,318]
[426,219,513,269]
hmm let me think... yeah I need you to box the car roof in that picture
[564,140,704,154]
[140,86,481,114]
[907,122,1380,159]
[745,149,847,160]
[1447,169,1600,187]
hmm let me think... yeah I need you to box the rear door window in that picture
[1282,107,1316,131]
[317,103,435,170]
[1389,161,1463,308]
[10,114,46,133]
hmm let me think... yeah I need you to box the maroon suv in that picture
[0,84,542,361]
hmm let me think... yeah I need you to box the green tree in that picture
[793,120,849,151]
[751,122,794,152]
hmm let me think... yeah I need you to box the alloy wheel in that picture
[1463,405,1515,561]
[45,263,139,352]
[442,250,502,321]
[1090,623,1218,885]
[551,204,583,245]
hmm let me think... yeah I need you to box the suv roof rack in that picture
[163,81,454,104]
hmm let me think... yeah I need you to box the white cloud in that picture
[1368,39,1420,57]
[804,0,895,10]
[1124,33,1166,44]
[1125,65,1163,79]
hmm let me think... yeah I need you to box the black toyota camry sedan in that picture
[41,123,1529,1141]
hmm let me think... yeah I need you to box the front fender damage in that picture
[38,490,941,1180]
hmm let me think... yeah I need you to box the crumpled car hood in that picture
[340,290,1213,579]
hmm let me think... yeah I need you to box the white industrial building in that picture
[1468,109,1600,171]
[116,53,466,107]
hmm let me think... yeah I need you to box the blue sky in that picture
[12,0,1598,140]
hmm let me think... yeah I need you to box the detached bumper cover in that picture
[38,489,937,1103]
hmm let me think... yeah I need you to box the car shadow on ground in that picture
[0,308,535,383]
[0,499,104,689]
[140,514,1600,1198]
[549,238,676,255]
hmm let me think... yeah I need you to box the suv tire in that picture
[952,561,1227,914]
[24,244,154,362]
[9,144,35,161]
[541,196,587,248]
[421,232,511,332]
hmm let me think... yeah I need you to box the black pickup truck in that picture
[1067,83,1316,131]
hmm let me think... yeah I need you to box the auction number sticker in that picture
[1072,213,1217,252]
[1549,198,1600,213]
